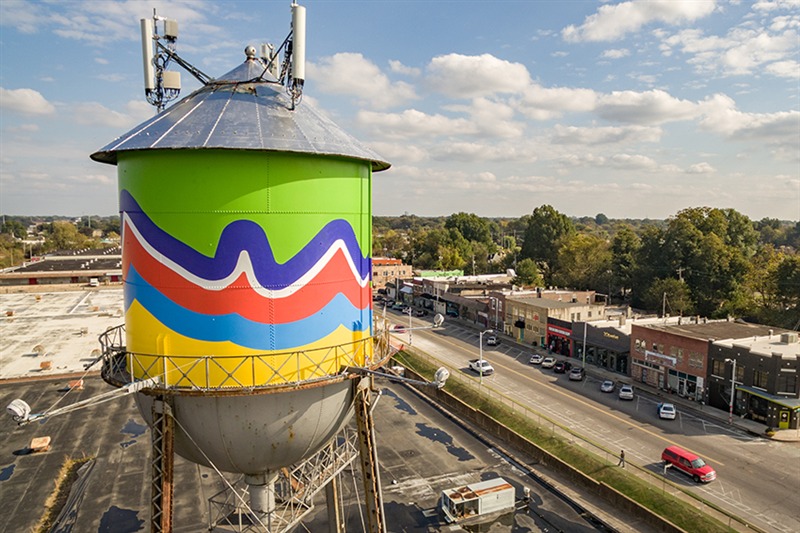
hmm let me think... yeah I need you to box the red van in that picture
[661,445,716,483]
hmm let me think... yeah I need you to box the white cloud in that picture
[662,23,799,78]
[310,53,417,109]
[356,109,478,139]
[0,87,56,115]
[71,102,138,128]
[595,89,699,125]
[698,93,800,147]
[429,141,537,163]
[550,124,662,145]
[369,141,430,163]
[388,60,420,77]
[687,162,716,174]
[446,98,526,138]
[0,0,47,34]
[426,53,531,99]
[562,0,717,42]
[766,59,800,78]
[602,48,631,59]
[66,173,114,185]
[753,0,800,13]
[516,84,598,120]
[609,153,660,170]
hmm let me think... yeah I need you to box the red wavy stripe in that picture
[123,223,370,324]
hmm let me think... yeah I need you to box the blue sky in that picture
[1,0,798,221]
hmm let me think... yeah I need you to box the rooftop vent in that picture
[780,332,798,344]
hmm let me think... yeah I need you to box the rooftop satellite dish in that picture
[7,399,31,423]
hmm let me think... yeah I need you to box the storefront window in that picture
[777,374,797,394]
[753,369,768,389]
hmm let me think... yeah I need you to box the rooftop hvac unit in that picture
[780,332,798,344]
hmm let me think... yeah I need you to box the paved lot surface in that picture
[0,288,124,379]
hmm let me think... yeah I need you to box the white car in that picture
[618,385,634,400]
[486,335,499,346]
[541,357,556,369]
[658,402,677,420]
[468,359,494,375]
[529,354,543,365]
[600,380,615,393]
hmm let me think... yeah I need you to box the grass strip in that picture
[36,455,95,533]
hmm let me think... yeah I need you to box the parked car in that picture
[657,402,677,420]
[529,354,543,365]
[486,335,499,346]
[553,361,572,373]
[662,445,716,483]
[391,302,405,310]
[600,380,615,393]
[568,367,585,381]
[468,359,494,375]
[414,309,428,317]
[618,385,634,400]
[541,357,556,369]
[391,324,406,333]
[446,310,459,318]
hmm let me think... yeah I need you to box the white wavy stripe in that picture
[122,212,370,299]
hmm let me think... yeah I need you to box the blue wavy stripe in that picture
[124,266,371,350]
[120,189,370,289]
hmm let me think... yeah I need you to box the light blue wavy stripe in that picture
[124,266,371,350]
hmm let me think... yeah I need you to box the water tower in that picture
[91,5,395,531]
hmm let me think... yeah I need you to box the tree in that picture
[45,221,89,252]
[1,219,26,239]
[776,255,800,309]
[610,225,641,300]
[520,205,575,283]
[553,234,611,290]
[513,258,543,287]
[642,278,693,317]
[444,212,493,246]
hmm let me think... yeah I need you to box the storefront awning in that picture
[736,385,800,410]
[400,286,413,294]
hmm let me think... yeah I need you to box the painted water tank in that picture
[91,56,390,474]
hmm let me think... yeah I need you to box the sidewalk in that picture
[459,317,800,443]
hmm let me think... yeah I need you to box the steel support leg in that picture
[325,471,343,533]
[151,396,175,533]
[354,379,385,533]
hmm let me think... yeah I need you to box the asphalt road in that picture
[388,310,800,533]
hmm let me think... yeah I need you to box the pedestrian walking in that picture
[617,450,625,468]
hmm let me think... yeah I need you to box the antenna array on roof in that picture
[139,3,307,113]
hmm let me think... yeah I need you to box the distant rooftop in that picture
[639,319,791,343]
[714,331,800,358]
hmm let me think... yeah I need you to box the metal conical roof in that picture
[90,58,390,171]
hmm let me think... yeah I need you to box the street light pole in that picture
[582,321,588,368]
[489,297,499,331]
[725,358,737,424]
[478,329,494,385]
[406,307,413,346]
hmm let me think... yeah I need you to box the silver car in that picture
[618,385,634,400]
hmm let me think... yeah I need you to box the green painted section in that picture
[117,150,371,261]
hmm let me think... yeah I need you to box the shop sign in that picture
[644,350,677,367]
